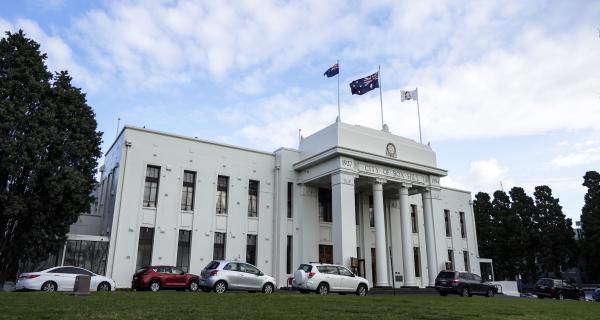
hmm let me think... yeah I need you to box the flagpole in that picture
[416,88,422,143]
[378,65,384,130]
[337,59,340,122]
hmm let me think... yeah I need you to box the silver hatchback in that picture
[199,260,276,294]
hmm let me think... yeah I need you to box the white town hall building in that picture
[63,120,482,289]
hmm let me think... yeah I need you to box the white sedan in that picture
[16,266,116,292]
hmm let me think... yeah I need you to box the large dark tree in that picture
[581,171,600,281]
[0,30,102,289]
[534,185,575,277]
[491,190,521,280]
[509,187,538,284]
[473,192,495,259]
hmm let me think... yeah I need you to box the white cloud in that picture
[440,176,467,190]
[549,139,600,168]
[465,158,510,193]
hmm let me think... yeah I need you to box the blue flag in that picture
[349,72,379,95]
[324,63,339,77]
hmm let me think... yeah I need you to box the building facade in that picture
[65,121,482,289]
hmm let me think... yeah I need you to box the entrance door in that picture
[371,248,377,286]
[319,245,333,264]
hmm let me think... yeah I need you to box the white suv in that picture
[292,263,369,296]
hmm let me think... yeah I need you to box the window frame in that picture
[216,176,229,215]
[247,180,259,217]
[411,204,418,233]
[176,230,192,273]
[287,182,293,218]
[318,188,332,223]
[459,211,466,238]
[180,171,196,211]
[246,234,257,266]
[143,165,161,208]
[444,209,452,237]
[213,232,226,260]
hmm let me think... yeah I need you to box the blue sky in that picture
[2,0,599,222]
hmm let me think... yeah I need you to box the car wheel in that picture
[317,283,329,295]
[214,281,227,294]
[356,284,368,296]
[558,292,564,300]
[41,281,57,292]
[200,286,211,293]
[299,289,310,294]
[97,282,111,292]
[486,288,494,298]
[262,283,274,294]
[189,280,199,292]
[461,287,470,297]
[150,280,161,292]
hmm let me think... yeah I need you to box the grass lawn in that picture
[0,291,598,319]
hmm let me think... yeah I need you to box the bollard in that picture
[72,275,91,296]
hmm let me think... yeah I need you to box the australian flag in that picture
[324,63,339,77]
[350,72,379,95]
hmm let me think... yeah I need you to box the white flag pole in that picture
[379,65,384,130]
[337,59,340,122]
[415,88,423,144]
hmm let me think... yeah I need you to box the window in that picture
[216,176,229,214]
[213,232,226,260]
[319,244,333,264]
[318,188,332,223]
[337,266,353,277]
[286,236,293,274]
[136,227,154,270]
[459,212,466,238]
[63,240,109,276]
[447,249,454,270]
[243,263,261,275]
[355,196,359,225]
[411,204,418,233]
[176,230,192,272]
[246,234,257,266]
[181,171,196,211]
[463,251,470,272]
[369,196,374,227]
[413,247,421,277]
[287,182,293,218]
[143,166,160,207]
[444,210,452,237]
[248,180,259,217]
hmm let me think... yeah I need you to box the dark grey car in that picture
[199,260,276,294]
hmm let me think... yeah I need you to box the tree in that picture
[509,187,538,284]
[491,190,522,280]
[0,30,102,289]
[581,171,600,281]
[473,192,495,259]
[534,185,575,277]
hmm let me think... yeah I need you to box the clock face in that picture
[386,143,396,156]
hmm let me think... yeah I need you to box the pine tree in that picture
[491,190,521,280]
[581,171,600,281]
[509,187,538,285]
[473,192,495,259]
[0,30,102,289]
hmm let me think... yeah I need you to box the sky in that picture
[1,0,599,223]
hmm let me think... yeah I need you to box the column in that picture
[422,189,438,287]
[331,171,357,268]
[373,179,389,287]
[399,183,417,287]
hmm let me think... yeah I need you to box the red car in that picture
[132,266,199,292]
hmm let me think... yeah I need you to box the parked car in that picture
[15,266,116,292]
[533,278,585,300]
[434,271,496,297]
[292,263,370,296]
[132,266,199,292]
[592,288,600,302]
[199,260,276,294]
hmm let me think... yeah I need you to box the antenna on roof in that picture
[116,117,120,137]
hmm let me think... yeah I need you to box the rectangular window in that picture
[319,244,333,264]
[286,236,293,274]
[181,171,196,211]
[216,176,229,214]
[318,188,332,223]
[136,227,154,270]
[444,210,452,237]
[213,232,226,260]
[355,196,360,225]
[413,247,421,277]
[176,230,192,272]
[463,251,470,272]
[248,180,259,217]
[448,249,454,270]
[246,234,257,266]
[369,196,374,227]
[459,212,466,238]
[287,182,293,218]
[411,204,418,233]
[143,166,160,207]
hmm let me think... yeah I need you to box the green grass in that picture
[0,292,597,320]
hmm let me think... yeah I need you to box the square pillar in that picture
[331,171,357,268]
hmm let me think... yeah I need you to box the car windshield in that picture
[298,264,313,272]
[437,271,455,279]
